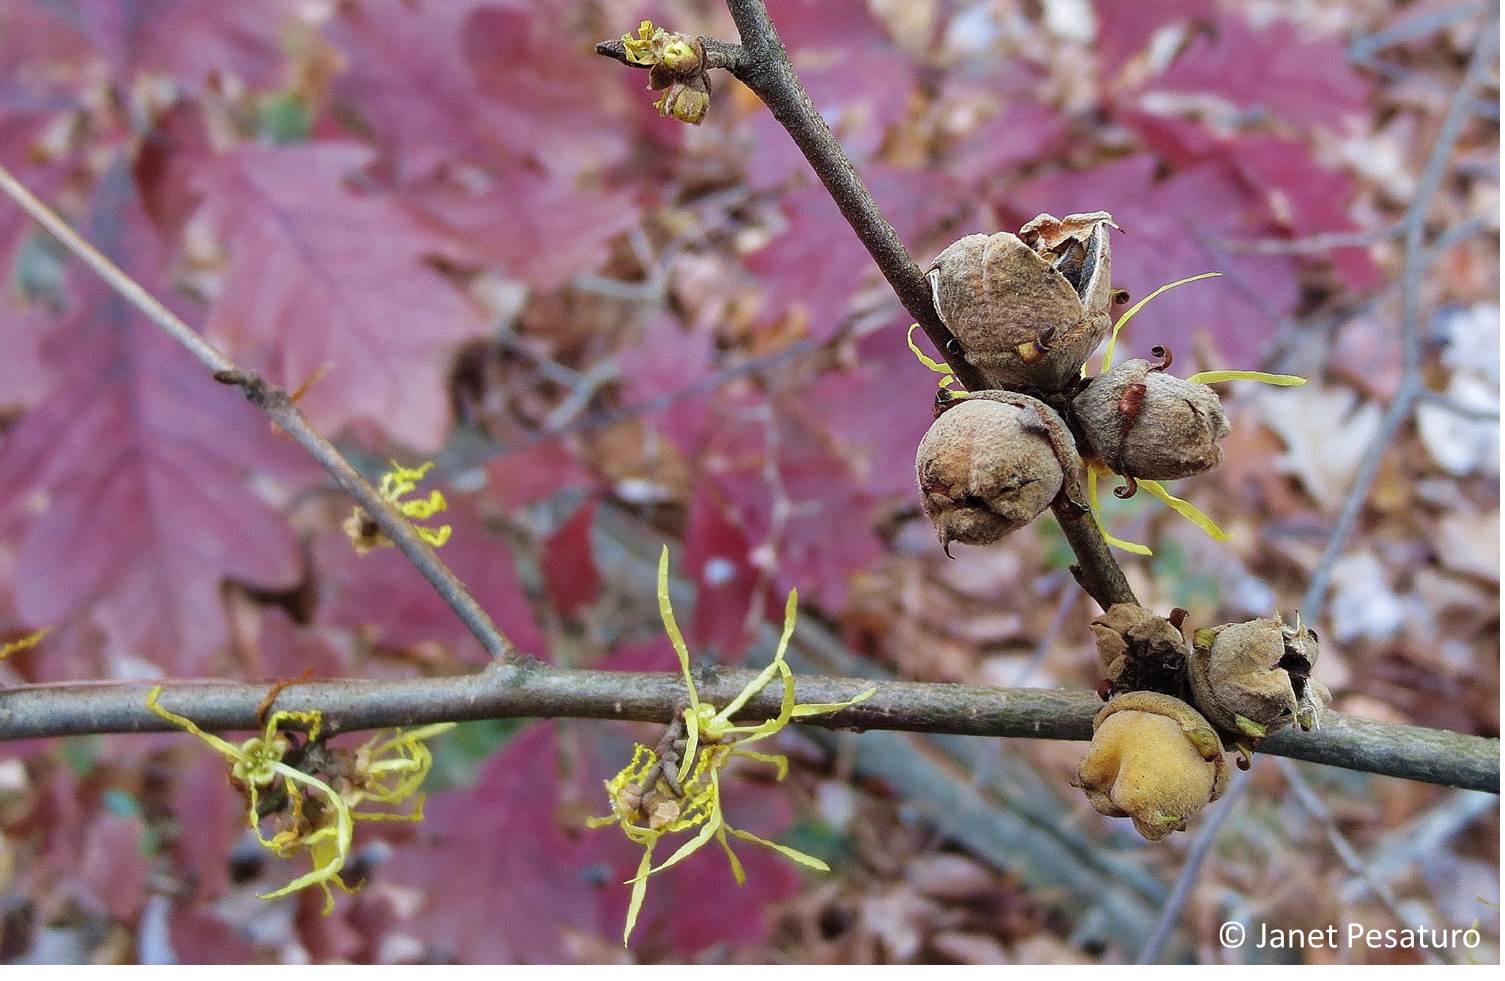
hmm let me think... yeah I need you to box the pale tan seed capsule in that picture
[1189,615,1325,739]
[926,212,1116,392]
[1076,691,1229,841]
[914,397,1065,553]
[1072,358,1231,480]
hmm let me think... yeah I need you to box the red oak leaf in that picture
[0,300,51,410]
[747,169,952,341]
[326,0,506,181]
[541,497,601,620]
[75,0,301,91]
[684,483,760,657]
[1146,16,1371,129]
[192,142,486,450]
[1094,0,1214,81]
[1120,117,1383,290]
[697,405,885,612]
[74,813,151,922]
[1224,134,1384,291]
[764,0,916,157]
[741,203,861,338]
[0,4,88,274]
[614,316,718,455]
[384,722,602,963]
[459,4,633,179]
[811,319,938,501]
[409,165,639,291]
[327,1,629,182]
[764,422,885,610]
[484,438,593,513]
[1009,155,1299,366]
[942,103,1072,188]
[0,165,303,673]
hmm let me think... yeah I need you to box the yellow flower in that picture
[1082,272,1305,555]
[621,20,662,66]
[146,687,453,912]
[344,460,452,554]
[906,324,966,396]
[590,547,876,946]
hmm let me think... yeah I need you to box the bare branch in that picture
[0,164,521,662]
[1136,778,1247,963]
[0,669,1495,792]
[1276,757,1446,963]
[594,1,1139,610]
[1302,14,1498,617]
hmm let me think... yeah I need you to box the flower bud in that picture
[654,74,710,124]
[915,396,1065,553]
[1189,615,1326,740]
[1072,358,1230,480]
[926,212,1115,392]
[1090,603,1190,700]
[1077,692,1229,841]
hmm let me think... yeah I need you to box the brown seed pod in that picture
[1072,358,1231,479]
[926,212,1116,392]
[1189,615,1326,741]
[1090,603,1192,701]
[914,396,1066,553]
[1076,691,1229,841]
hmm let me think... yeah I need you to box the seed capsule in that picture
[914,396,1065,553]
[1090,603,1191,700]
[927,212,1116,392]
[1189,614,1325,739]
[1076,691,1229,841]
[1072,358,1230,480]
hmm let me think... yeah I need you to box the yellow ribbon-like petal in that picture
[906,324,961,392]
[0,627,49,661]
[622,839,658,946]
[713,587,798,726]
[1137,479,1230,541]
[790,686,878,718]
[1086,469,1153,556]
[146,686,250,762]
[1102,272,1221,372]
[256,761,354,904]
[716,827,747,885]
[1185,369,1307,387]
[727,826,831,872]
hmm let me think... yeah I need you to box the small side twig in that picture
[594,0,1138,610]
[1301,13,1497,617]
[0,164,520,662]
[1275,758,1445,964]
[1136,778,1247,964]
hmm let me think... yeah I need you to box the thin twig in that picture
[1416,387,1500,421]
[1301,14,1497,617]
[0,164,520,662]
[1275,758,1445,964]
[1215,223,1403,255]
[1339,788,1497,904]
[1136,778,1247,964]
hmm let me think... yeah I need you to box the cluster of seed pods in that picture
[912,214,1321,840]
